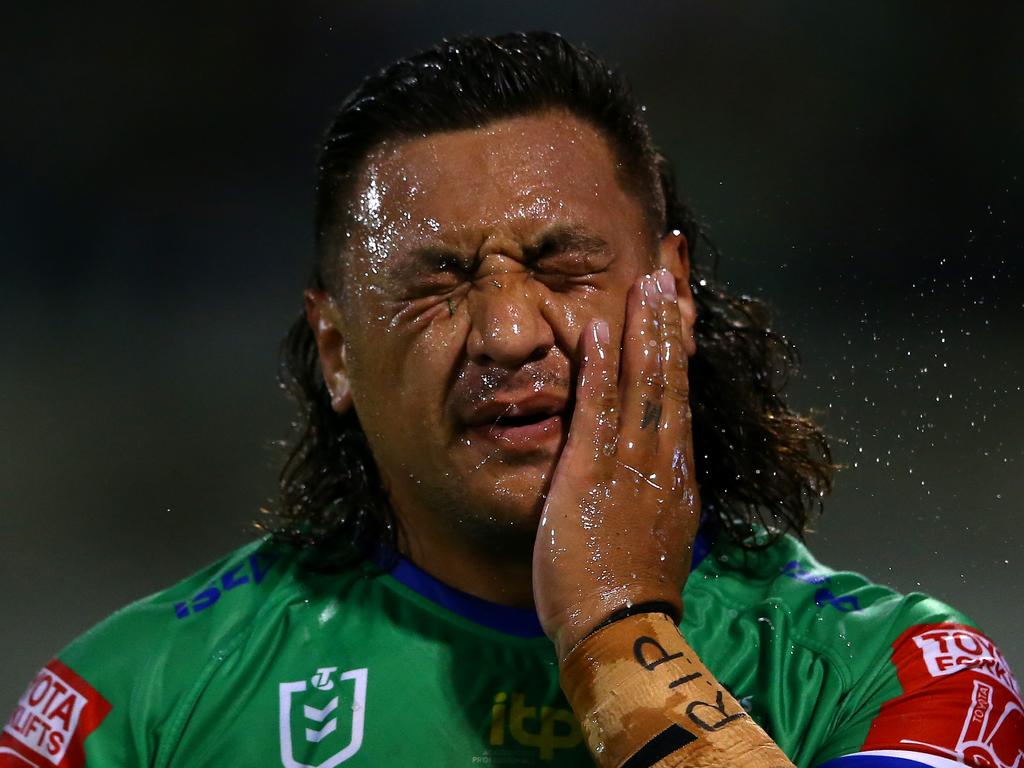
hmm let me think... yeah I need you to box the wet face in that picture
[313,111,670,547]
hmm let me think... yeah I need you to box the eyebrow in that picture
[385,243,469,285]
[394,222,611,276]
[526,224,610,258]
[406,243,468,266]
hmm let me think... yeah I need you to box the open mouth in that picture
[464,398,570,451]
[489,411,559,430]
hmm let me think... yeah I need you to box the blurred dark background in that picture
[2,2,1022,707]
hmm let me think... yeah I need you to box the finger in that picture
[653,269,691,439]
[561,318,618,469]
[618,273,664,456]
[652,270,696,506]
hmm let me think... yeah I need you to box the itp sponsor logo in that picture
[278,666,368,768]
[487,692,582,760]
[1,660,110,768]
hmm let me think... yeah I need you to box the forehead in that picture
[348,110,638,246]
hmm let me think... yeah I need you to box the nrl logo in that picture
[279,666,368,768]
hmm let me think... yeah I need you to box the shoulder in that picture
[691,533,974,657]
[61,538,292,673]
[689,535,1022,768]
[1,539,307,767]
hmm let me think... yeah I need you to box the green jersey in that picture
[3,534,1021,768]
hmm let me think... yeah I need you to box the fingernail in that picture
[657,269,677,300]
[594,319,610,345]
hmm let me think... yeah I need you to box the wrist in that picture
[559,613,793,768]
[558,600,680,663]
[554,594,683,663]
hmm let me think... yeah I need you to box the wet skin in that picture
[308,110,699,651]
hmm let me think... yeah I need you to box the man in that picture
[3,32,1020,768]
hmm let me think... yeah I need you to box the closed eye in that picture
[529,226,612,278]
[395,246,474,298]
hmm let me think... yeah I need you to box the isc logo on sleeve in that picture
[1,660,111,768]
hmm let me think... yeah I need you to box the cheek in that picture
[537,283,631,367]
[572,283,631,336]
[351,303,468,409]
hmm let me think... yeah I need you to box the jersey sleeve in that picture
[1,541,280,768]
[1,658,116,768]
[810,597,1024,768]
[2,608,190,767]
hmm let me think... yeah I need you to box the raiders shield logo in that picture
[278,667,368,768]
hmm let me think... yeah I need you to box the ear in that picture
[656,230,697,357]
[305,289,354,414]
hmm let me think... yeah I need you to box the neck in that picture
[396,514,537,610]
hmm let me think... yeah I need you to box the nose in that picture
[466,272,555,367]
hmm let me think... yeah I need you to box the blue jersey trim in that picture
[817,756,940,768]
[691,526,711,570]
[387,556,546,637]
[383,528,712,638]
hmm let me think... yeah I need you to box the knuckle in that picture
[662,382,690,404]
[591,391,618,413]
[661,324,686,348]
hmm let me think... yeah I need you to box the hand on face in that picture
[533,268,701,660]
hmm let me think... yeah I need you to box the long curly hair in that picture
[260,32,834,566]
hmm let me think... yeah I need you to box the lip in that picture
[468,413,566,451]
[463,392,569,451]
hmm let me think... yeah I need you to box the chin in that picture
[455,472,549,541]
[463,511,542,555]
[487,467,550,509]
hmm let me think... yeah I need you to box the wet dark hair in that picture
[261,32,834,564]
